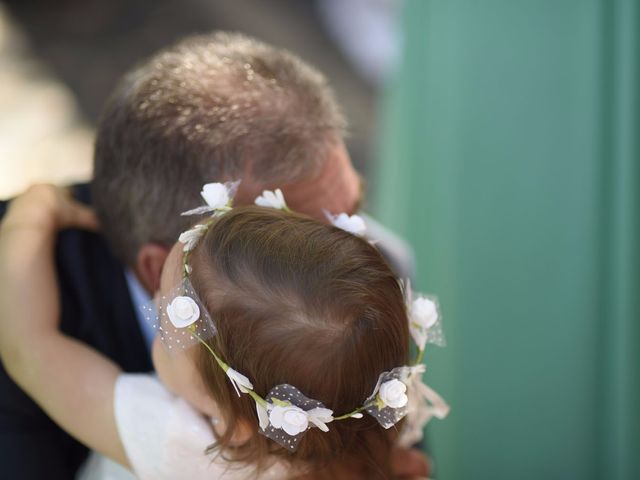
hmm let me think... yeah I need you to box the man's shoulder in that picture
[361,213,416,280]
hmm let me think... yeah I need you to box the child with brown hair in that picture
[0,183,447,479]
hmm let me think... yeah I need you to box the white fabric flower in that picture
[226,368,253,397]
[409,297,438,350]
[178,224,207,252]
[201,182,230,209]
[378,379,408,409]
[269,405,309,436]
[411,297,438,329]
[255,189,287,210]
[182,180,240,216]
[306,407,334,432]
[331,213,366,235]
[166,296,200,328]
[256,402,270,431]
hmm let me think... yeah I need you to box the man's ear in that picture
[134,243,170,294]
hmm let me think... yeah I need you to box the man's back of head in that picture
[93,32,350,266]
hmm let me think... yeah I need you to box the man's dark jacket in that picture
[0,184,152,479]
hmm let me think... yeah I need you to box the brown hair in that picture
[189,207,409,479]
[93,32,346,265]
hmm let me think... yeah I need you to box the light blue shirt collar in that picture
[124,269,156,353]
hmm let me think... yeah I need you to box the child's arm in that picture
[0,185,129,467]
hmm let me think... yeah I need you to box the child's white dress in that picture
[76,373,286,480]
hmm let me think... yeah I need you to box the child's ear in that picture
[228,418,254,446]
[211,414,254,447]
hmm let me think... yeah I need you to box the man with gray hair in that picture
[0,32,421,478]
[93,32,412,291]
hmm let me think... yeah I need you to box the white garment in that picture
[76,451,136,480]
[78,374,285,480]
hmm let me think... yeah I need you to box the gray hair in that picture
[93,32,346,265]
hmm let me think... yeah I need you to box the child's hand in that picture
[2,184,99,233]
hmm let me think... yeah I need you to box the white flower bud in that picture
[306,407,334,432]
[332,213,366,236]
[255,189,287,210]
[178,224,207,252]
[226,368,253,396]
[256,402,270,431]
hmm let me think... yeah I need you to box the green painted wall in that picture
[374,1,639,479]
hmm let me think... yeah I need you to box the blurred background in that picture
[0,0,397,196]
[0,0,638,479]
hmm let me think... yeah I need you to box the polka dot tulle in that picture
[140,279,216,352]
[364,366,416,429]
[261,384,329,452]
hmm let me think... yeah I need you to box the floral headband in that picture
[143,182,449,451]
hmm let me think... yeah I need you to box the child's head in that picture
[153,206,409,478]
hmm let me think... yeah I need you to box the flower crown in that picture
[142,182,449,451]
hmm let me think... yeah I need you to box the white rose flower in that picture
[226,368,253,397]
[166,296,200,328]
[178,224,207,252]
[332,213,366,236]
[378,379,409,409]
[255,189,287,210]
[200,183,230,209]
[411,297,438,329]
[269,405,309,436]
